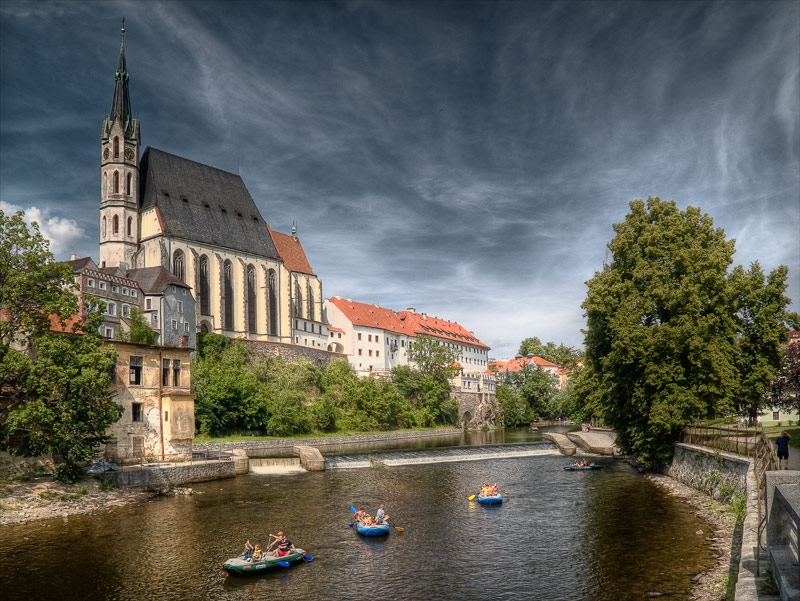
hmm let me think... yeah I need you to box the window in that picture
[129,356,142,385]
[152,313,158,324]
[107,302,116,316]
[112,285,119,293]
[122,287,128,296]
[267,269,278,334]
[145,298,151,310]
[104,327,113,338]
[113,136,120,158]
[184,322,189,332]
[376,350,380,357]
[369,350,373,357]
[164,411,169,422]
[199,255,210,315]
[122,304,130,317]
[376,336,379,343]
[358,333,362,341]
[101,215,106,238]
[130,289,137,298]
[172,250,185,282]
[247,265,256,333]
[162,358,170,386]
[178,300,184,313]
[172,319,178,330]
[132,402,143,422]
[113,172,119,194]
[126,216,132,236]
[99,281,107,291]
[126,173,132,196]
[87,278,95,288]
[223,260,233,329]
[358,349,362,356]
[368,334,372,342]
[773,411,780,421]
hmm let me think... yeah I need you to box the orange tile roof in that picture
[397,310,489,349]
[268,226,315,275]
[498,355,559,372]
[49,313,83,334]
[327,297,414,336]
[327,326,344,333]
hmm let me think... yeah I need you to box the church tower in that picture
[99,21,140,269]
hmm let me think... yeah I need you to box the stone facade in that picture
[450,389,503,429]
[665,443,750,503]
[239,339,344,368]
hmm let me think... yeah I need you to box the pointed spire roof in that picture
[103,19,138,141]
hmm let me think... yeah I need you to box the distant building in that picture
[495,354,563,389]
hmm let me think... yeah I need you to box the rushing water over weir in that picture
[0,429,717,601]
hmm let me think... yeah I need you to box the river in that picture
[0,428,715,601]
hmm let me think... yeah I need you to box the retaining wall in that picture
[666,443,750,503]
[100,460,237,490]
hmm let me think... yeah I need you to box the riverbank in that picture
[645,472,738,601]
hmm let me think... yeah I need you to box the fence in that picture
[102,448,234,472]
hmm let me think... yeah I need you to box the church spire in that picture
[105,19,135,140]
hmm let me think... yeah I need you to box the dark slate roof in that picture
[138,147,279,259]
[65,257,97,272]
[125,266,190,295]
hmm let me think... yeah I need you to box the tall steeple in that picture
[99,19,141,269]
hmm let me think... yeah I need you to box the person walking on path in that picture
[775,431,792,470]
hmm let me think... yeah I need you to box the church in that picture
[98,26,325,346]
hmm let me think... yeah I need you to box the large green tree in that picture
[517,337,583,369]
[1,210,123,481]
[582,197,740,467]
[768,342,800,417]
[730,262,798,422]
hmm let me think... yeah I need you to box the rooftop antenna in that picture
[292,220,297,240]
[121,16,125,36]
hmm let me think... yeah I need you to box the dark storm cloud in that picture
[1,0,798,357]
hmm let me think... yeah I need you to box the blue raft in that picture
[477,493,503,505]
[355,522,390,536]
[564,464,602,471]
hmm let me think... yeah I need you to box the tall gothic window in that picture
[102,216,107,239]
[172,250,185,282]
[293,281,302,317]
[126,216,133,237]
[113,171,119,194]
[307,283,315,321]
[267,269,277,335]
[199,255,210,316]
[247,265,257,334]
[113,215,119,235]
[126,173,132,196]
[113,136,119,158]
[103,172,107,196]
[223,260,234,330]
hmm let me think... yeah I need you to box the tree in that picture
[1,210,123,481]
[769,343,800,417]
[408,335,460,376]
[117,307,157,345]
[582,197,739,468]
[518,337,545,358]
[501,363,560,417]
[730,262,798,422]
[0,210,78,347]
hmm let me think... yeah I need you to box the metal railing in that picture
[104,448,234,471]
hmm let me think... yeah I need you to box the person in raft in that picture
[270,532,295,557]
[251,543,263,561]
[355,508,367,524]
[376,503,390,524]
[775,430,792,470]
[242,539,254,560]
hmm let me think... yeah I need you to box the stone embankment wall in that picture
[240,339,342,367]
[101,460,237,491]
[665,443,749,503]
[450,390,502,429]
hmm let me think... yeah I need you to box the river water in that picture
[0,428,715,601]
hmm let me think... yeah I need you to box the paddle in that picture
[393,526,405,532]
[303,554,314,562]
[468,494,477,500]
[349,505,357,527]
[277,561,291,567]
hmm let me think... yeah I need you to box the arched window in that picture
[267,270,278,335]
[247,265,257,334]
[307,283,315,321]
[126,173,132,196]
[293,281,303,317]
[199,255,210,316]
[112,215,119,235]
[200,323,209,333]
[102,216,107,239]
[103,172,107,196]
[113,136,119,158]
[127,216,133,237]
[223,260,234,330]
[113,171,119,194]
[172,250,185,282]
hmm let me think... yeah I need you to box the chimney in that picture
[406,307,415,313]
[70,254,78,260]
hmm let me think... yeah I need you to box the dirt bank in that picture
[0,476,154,526]
[645,472,738,601]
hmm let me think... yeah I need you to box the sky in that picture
[1,0,798,359]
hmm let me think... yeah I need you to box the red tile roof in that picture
[327,297,488,349]
[327,326,344,333]
[497,355,559,372]
[397,310,489,349]
[268,226,315,275]
[49,313,83,334]
[327,297,414,336]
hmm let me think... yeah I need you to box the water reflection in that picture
[0,430,713,601]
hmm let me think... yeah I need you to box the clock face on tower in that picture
[103,148,110,159]
[125,148,135,160]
